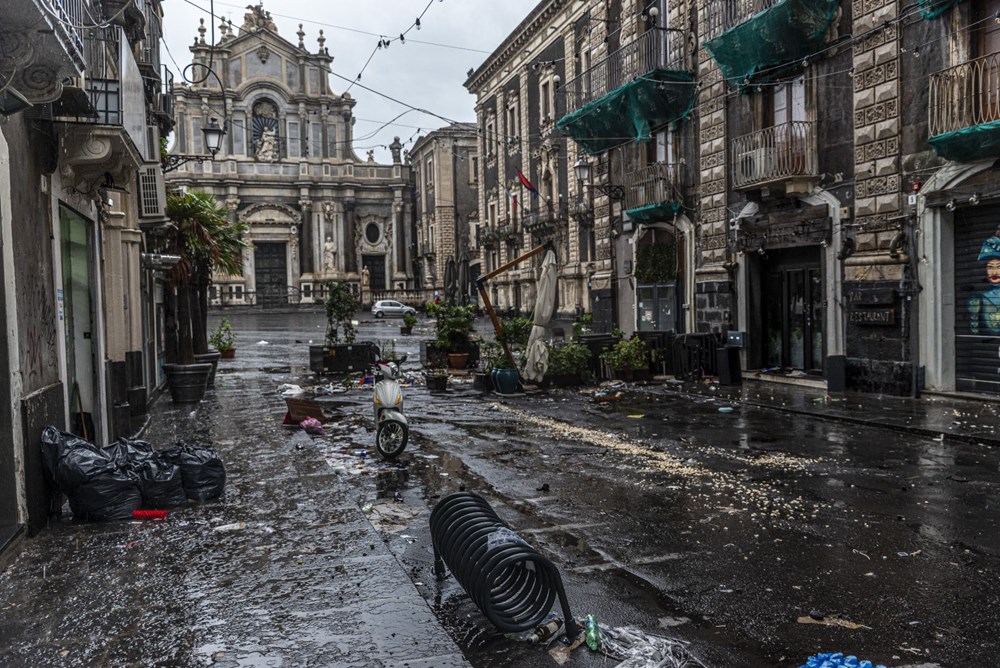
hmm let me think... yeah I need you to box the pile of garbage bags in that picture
[40,427,226,521]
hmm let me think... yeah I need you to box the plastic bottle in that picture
[584,614,600,651]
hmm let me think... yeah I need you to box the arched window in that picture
[252,99,280,161]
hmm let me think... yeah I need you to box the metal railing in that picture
[51,0,87,60]
[731,121,816,189]
[702,0,782,41]
[929,51,1000,136]
[623,162,683,212]
[84,26,122,125]
[563,28,688,113]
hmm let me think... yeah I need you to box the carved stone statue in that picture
[389,136,402,164]
[241,4,277,34]
[366,149,376,164]
[323,236,336,271]
[361,266,371,286]
[256,128,277,162]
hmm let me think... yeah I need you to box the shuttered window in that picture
[954,206,1000,394]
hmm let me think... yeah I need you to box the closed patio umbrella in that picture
[443,256,457,303]
[523,250,558,382]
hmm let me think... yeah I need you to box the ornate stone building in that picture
[409,123,479,300]
[167,5,415,307]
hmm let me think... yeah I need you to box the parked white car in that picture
[372,300,417,318]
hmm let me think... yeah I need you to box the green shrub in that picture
[600,336,649,371]
[546,343,592,381]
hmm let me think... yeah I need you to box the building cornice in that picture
[464,0,565,93]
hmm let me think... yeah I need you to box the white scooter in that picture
[372,353,409,459]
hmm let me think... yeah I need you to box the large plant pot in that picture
[163,363,213,404]
[400,326,413,336]
[194,351,221,388]
[448,352,470,370]
[219,348,236,359]
[309,343,378,375]
[492,368,520,395]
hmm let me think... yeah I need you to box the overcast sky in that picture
[162,0,538,162]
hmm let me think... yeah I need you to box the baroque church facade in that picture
[167,5,415,306]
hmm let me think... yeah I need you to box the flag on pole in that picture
[517,169,540,199]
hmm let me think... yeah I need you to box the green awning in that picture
[625,201,684,226]
[704,0,839,88]
[918,0,960,18]
[557,69,696,155]
[928,120,1000,162]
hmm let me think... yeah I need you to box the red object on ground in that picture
[133,510,168,520]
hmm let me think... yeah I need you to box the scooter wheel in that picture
[376,420,408,459]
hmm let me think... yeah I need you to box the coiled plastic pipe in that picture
[430,491,578,638]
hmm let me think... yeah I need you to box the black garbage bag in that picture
[39,427,142,520]
[103,438,155,469]
[67,470,143,521]
[136,459,187,508]
[160,444,226,501]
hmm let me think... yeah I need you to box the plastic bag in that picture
[103,438,155,468]
[160,444,226,501]
[599,625,704,668]
[136,459,187,508]
[39,428,142,520]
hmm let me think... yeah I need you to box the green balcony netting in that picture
[918,0,960,19]
[557,69,696,155]
[928,120,1000,162]
[625,201,684,226]
[704,0,839,88]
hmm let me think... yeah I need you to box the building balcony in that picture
[928,52,1000,163]
[623,162,684,225]
[557,28,695,155]
[918,0,959,19]
[0,0,88,110]
[703,0,839,87]
[731,121,817,190]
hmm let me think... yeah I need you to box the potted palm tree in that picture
[401,312,417,335]
[163,191,247,402]
[309,281,376,374]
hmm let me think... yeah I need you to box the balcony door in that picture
[764,77,807,175]
[974,0,1000,124]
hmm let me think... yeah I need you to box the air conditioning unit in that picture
[137,164,166,219]
[737,147,773,185]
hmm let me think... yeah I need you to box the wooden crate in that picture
[285,396,329,422]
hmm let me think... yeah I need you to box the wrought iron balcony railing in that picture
[731,121,817,189]
[929,51,1000,137]
[703,0,781,41]
[623,162,683,212]
[563,28,688,113]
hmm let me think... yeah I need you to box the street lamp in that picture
[574,158,625,201]
[162,117,228,173]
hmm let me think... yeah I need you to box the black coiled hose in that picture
[430,492,578,638]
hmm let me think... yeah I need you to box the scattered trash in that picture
[797,615,871,630]
[536,483,550,492]
[798,652,886,668]
[256,340,269,346]
[584,614,601,651]
[627,414,645,419]
[598,624,705,667]
[299,417,324,435]
[277,383,305,398]
[718,406,734,413]
[593,391,624,404]
[213,521,246,533]
[132,510,167,520]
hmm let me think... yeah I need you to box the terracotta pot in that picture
[448,352,469,369]
[219,348,236,359]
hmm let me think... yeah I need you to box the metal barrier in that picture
[430,492,578,638]
[672,333,720,380]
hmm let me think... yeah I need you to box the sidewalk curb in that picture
[654,386,1000,448]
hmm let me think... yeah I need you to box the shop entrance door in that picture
[760,247,824,372]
